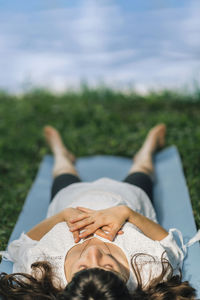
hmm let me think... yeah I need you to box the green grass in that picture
[0,87,200,252]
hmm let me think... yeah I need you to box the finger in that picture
[95,229,113,241]
[70,218,94,232]
[108,226,121,241]
[101,225,111,232]
[76,207,93,213]
[69,214,89,224]
[117,230,124,235]
[101,226,124,237]
[101,226,122,234]
[79,224,99,238]
[83,233,94,240]
[73,231,80,243]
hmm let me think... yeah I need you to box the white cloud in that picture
[0,0,200,93]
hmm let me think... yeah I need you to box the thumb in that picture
[108,225,121,241]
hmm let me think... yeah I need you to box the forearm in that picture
[125,207,168,241]
[26,211,65,241]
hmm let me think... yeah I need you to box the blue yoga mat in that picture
[0,146,200,296]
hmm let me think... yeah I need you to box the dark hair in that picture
[0,263,131,300]
[130,253,196,300]
[0,256,196,300]
[57,267,132,300]
[0,261,62,300]
[131,276,196,300]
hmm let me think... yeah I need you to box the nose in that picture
[82,246,103,267]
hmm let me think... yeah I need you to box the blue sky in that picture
[0,0,200,93]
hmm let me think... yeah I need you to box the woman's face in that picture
[65,237,129,282]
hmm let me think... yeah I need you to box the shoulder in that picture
[114,224,183,263]
[7,232,38,261]
[158,229,185,267]
[8,222,74,262]
[38,222,74,248]
[9,223,75,273]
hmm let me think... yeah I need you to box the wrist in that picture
[60,208,70,222]
[122,206,132,221]
[127,207,138,223]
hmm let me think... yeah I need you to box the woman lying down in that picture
[0,124,198,300]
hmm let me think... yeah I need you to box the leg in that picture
[124,124,166,201]
[44,126,81,200]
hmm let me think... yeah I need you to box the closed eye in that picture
[79,264,113,271]
[103,264,114,270]
[79,265,88,270]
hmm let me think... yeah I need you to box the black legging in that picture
[50,172,153,204]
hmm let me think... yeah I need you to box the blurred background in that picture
[1,0,200,94]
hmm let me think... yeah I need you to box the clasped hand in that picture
[64,206,129,243]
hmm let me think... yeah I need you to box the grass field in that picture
[0,87,200,252]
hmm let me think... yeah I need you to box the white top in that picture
[1,178,191,291]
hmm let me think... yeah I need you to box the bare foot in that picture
[134,124,166,162]
[44,126,76,163]
[145,123,166,151]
